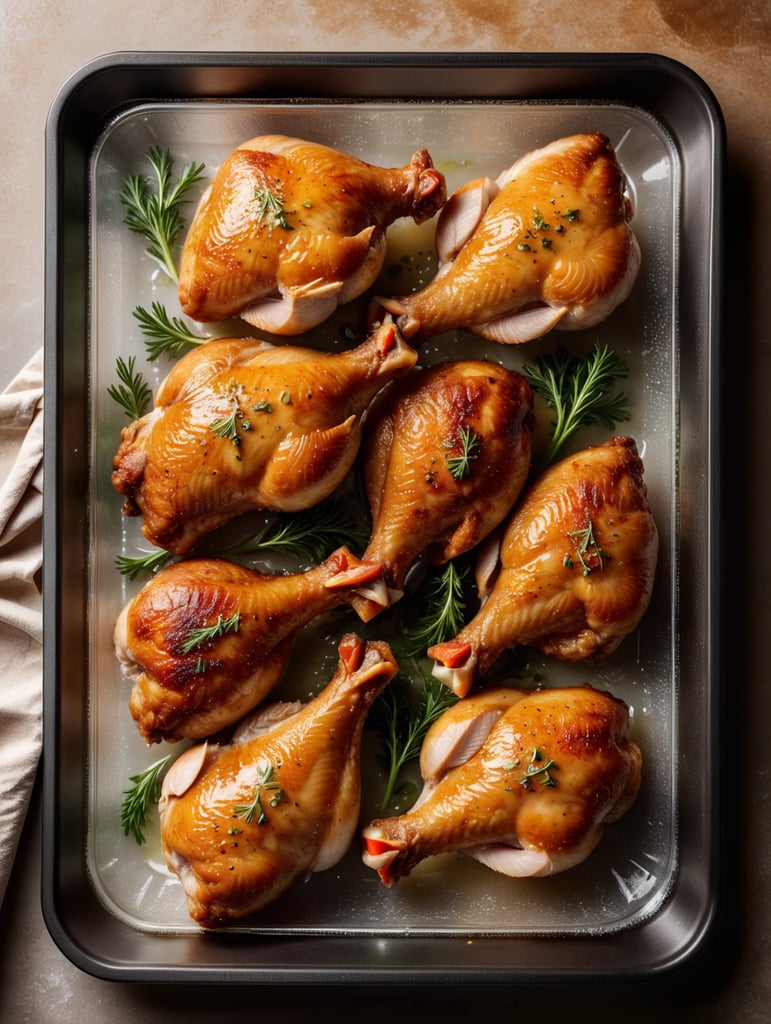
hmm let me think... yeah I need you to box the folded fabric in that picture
[0,348,44,908]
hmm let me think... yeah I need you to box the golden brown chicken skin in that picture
[351,359,534,620]
[115,548,387,743]
[160,635,398,928]
[178,134,446,334]
[429,437,658,696]
[111,319,417,553]
[362,684,642,886]
[380,133,640,345]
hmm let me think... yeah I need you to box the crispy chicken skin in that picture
[362,684,642,885]
[115,548,388,743]
[160,635,398,928]
[111,319,417,553]
[380,133,640,345]
[429,437,658,696]
[178,134,446,334]
[351,360,534,620]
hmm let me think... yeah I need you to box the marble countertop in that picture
[1,1,769,1020]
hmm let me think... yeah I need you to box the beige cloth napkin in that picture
[0,348,44,908]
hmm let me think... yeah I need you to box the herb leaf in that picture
[114,548,173,580]
[445,425,481,480]
[399,560,470,660]
[133,302,208,361]
[253,187,293,231]
[566,519,609,575]
[522,343,630,467]
[233,761,286,824]
[229,497,369,563]
[368,666,458,813]
[121,754,172,845]
[107,355,153,420]
[180,612,241,654]
[119,147,205,283]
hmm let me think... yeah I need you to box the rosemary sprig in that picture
[398,560,470,660]
[119,147,205,283]
[368,666,458,813]
[445,425,481,480]
[522,343,630,467]
[180,612,241,654]
[232,761,286,824]
[107,355,153,420]
[114,549,173,580]
[229,498,369,563]
[253,187,293,231]
[120,754,172,845]
[133,302,208,361]
[565,519,609,575]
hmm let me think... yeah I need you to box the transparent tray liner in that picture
[88,100,678,936]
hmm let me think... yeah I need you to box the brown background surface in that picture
[1,1,768,1020]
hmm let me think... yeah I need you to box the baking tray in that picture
[42,52,724,983]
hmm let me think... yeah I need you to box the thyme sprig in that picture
[232,761,286,824]
[133,301,208,361]
[120,754,172,845]
[119,147,205,283]
[522,343,630,467]
[107,355,153,420]
[368,665,458,813]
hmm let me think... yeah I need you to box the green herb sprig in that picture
[398,560,470,660]
[133,302,208,361]
[119,147,205,283]
[180,612,241,654]
[120,754,172,845]
[522,343,630,467]
[367,666,458,813]
[229,498,369,563]
[114,548,173,580]
[233,761,286,824]
[108,355,153,420]
[253,187,293,231]
[445,425,481,480]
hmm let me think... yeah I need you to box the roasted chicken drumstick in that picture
[362,684,642,886]
[161,635,398,928]
[429,437,658,696]
[112,319,416,553]
[115,548,387,743]
[380,133,640,345]
[179,134,446,334]
[351,359,534,620]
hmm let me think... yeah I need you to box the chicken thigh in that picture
[111,319,417,553]
[428,437,658,696]
[160,634,398,928]
[178,134,446,334]
[115,547,387,743]
[379,133,640,345]
[362,684,642,885]
[351,360,534,621]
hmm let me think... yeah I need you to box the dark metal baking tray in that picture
[42,51,724,983]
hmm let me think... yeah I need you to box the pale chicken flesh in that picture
[111,319,417,553]
[379,133,640,345]
[115,548,388,744]
[351,359,535,621]
[178,134,446,334]
[362,684,642,886]
[429,437,658,696]
[160,635,398,928]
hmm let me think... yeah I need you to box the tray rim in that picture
[42,49,726,985]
